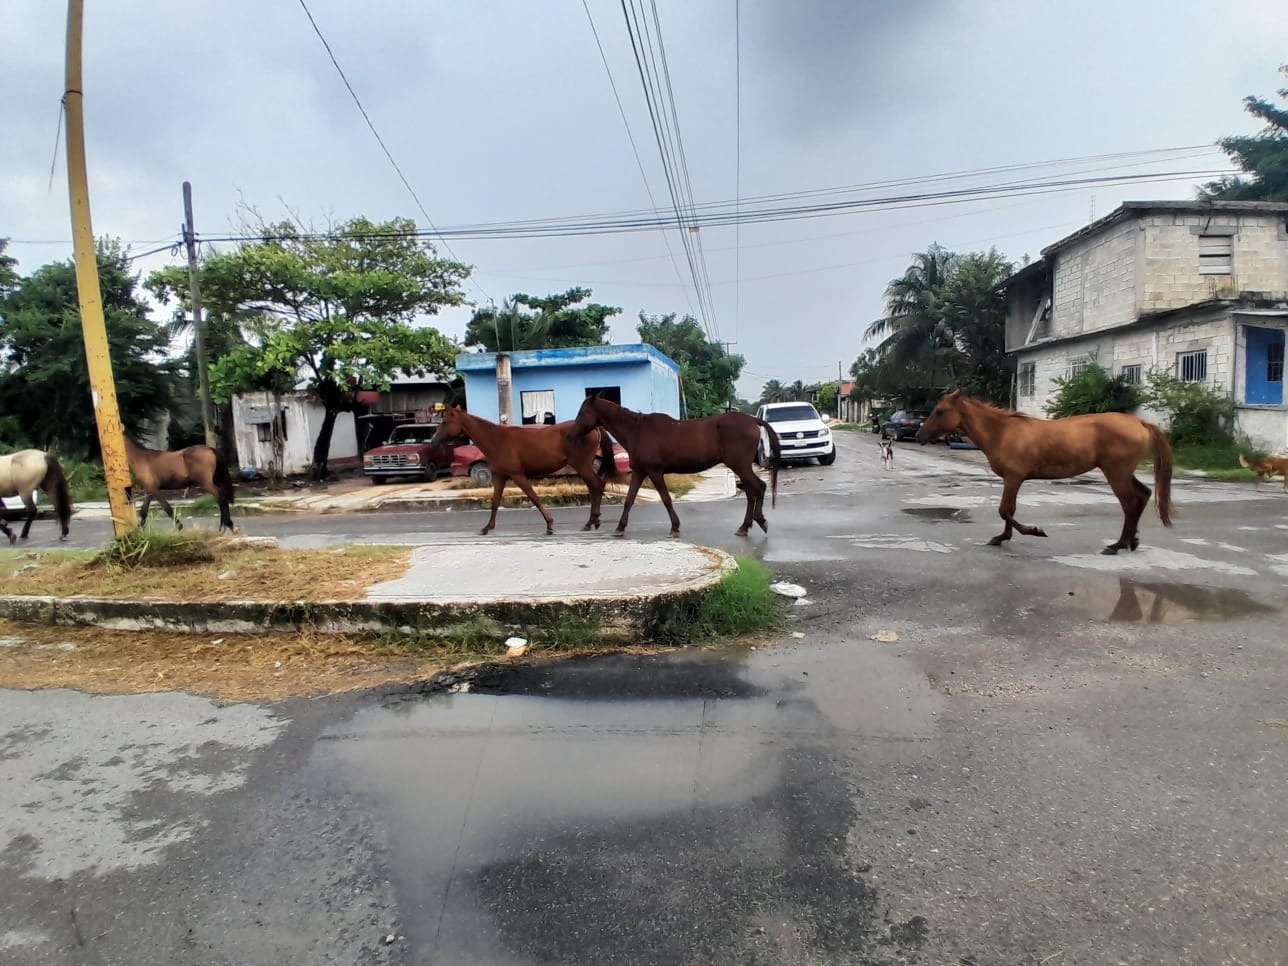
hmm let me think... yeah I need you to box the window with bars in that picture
[1269,340,1285,384]
[1120,364,1142,384]
[1198,235,1233,276]
[1018,362,1036,396]
[1177,349,1208,383]
[1068,359,1091,378]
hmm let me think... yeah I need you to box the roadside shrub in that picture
[95,528,216,569]
[643,557,781,644]
[1044,361,1140,418]
[1141,369,1235,447]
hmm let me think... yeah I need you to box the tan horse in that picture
[917,390,1173,555]
[570,395,781,538]
[124,438,237,534]
[0,450,72,543]
[430,407,616,535]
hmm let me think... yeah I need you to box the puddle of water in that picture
[901,506,971,523]
[314,642,941,960]
[1062,576,1275,624]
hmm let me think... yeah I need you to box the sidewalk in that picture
[0,537,738,636]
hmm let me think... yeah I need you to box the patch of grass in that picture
[0,537,410,602]
[643,556,781,644]
[61,458,108,503]
[1141,443,1268,480]
[96,528,217,568]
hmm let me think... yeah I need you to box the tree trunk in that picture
[312,408,338,482]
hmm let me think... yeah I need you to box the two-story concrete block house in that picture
[1002,200,1288,452]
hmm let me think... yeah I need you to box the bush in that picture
[1044,361,1140,418]
[1141,369,1235,447]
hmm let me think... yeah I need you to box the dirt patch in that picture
[0,543,411,603]
[0,620,675,703]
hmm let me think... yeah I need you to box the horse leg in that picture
[19,493,37,540]
[1103,474,1151,555]
[138,493,153,528]
[154,493,182,530]
[510,474,555,535]
[0,499,13,545]
[730,460,767,535]
[988,478,1046,545]
[481,476,507,534]
[614,470,647,536]
[576,465,604,531]
[218,499,237,535]
[647,472,681,538]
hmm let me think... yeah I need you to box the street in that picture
[3,430,1287,965]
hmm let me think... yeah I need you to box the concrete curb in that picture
[0,549,739,637]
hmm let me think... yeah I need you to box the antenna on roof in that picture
[1089,195,1097,221]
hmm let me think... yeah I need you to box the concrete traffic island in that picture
[0,538,739,637]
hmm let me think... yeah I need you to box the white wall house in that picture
[230,391,359,476]
[1003,201,1288,453]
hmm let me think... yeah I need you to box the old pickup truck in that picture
[362,423,490,486]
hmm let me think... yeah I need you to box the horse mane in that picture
[960,396,1033,420]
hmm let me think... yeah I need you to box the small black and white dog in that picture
[879,438,894,469]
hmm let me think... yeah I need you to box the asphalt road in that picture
[3,431,1287,965]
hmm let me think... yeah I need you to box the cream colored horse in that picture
[0,449,72,543]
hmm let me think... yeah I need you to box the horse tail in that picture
[41,455,73,535]
[596,430,617,482]
[212,450,236,504]
[755,418,781,509]
[1239,453,1252,471]
[1146,421,1173,527]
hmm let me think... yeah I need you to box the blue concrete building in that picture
[456,343,682,425]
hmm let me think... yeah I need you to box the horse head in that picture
[431,406,468,446]
[569,394,601,442]
[916,389,963,444]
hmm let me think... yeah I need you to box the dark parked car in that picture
[881,410,929,441]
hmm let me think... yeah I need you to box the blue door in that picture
[1245,326,1285,405]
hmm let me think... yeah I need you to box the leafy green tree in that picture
[0,241,176,458]
[1141,368,1235,447]
[1205,63,1288,202]
[464,287,617,352]
[158,215,468,479]
[0,240,17,297]
[814,382,839,415]
[1044,360,1140,418]
[636,312,744,417]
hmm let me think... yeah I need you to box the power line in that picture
[580,0,695,318]
[294,0,490,304]
[734,0,741,346]
[196,167,1235,244]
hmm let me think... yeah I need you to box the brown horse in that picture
[0,450,72,543]
[570,396,781,538]
[124,438,237,534]
[430,407,616,535]
[916,390,1173,555]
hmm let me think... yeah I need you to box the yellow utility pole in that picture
[65,0,137,534]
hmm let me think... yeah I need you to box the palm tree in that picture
[760,379,790,403]
[465,299,554,352]
[864,245,963,387]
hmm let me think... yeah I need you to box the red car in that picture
[363,424,490,485]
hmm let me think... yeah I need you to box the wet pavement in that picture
[4,431,1288,963]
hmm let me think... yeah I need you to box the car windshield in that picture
[891,411,926,420]
[391,428,435,444]
[765,404,820,423]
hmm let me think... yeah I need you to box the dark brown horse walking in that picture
[0,450,72,543]
[916,390,1173,554]
[124,438,237,534]
[571,396,781,538]
[431,407,616,535]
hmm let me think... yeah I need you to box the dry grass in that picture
[0,619,675,703]
[0,541,411,602]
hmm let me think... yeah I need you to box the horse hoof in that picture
[613,530,627,539]
[986,536,1005,546]
[735,528,749,537]
[480,528,492,536]
[5,534,13,546]
[1033,528,1048,538]
[669,530,680,539]
[175,520,184,531]
[1100,545,1120,556]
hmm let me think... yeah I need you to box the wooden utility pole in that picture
[64,0,137,535]
[183,181,216,447]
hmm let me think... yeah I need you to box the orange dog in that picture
[1240,453,1288,492]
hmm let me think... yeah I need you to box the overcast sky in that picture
[4,1,1285,399]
